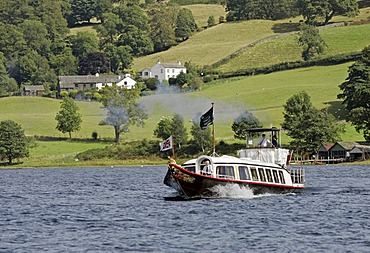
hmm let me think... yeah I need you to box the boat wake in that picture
[207,184,273,199]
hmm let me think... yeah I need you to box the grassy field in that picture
[1,63,364,143]
[217,23,370,71]
[132,20,281,71]
[184,4,226,28]
[131,6,370,72]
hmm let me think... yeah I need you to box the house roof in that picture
[24,85,45,91]
[160,62,186,68]
[330,142,359,151]
[58,75,123,88]
[318,143,335,152]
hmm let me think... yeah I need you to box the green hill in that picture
[132,6,370,72]
[0,63,364,143]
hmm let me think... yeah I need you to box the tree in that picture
[154,116,173,140]
[19,20,51,57]
[104,44,133,73]
[69,32,100,60]
[226,0,296,21]
[0,120,30,164]
[295,0,358,25]
[148,4,177,52]
[282,91,343,155]
[232,111,262,140]
[175,8,198,41]
[99,86,147,142]
[153,114,188,148]
[297,23,327,61]
[68,0,96,26]
[171,114,188,148]
[0,53,18,97]
[78,52,110,75]
[338,46,370,141]
[15,50,57,90]
[190,122,212,153]
[207,16,216,27]
[55,97,82,138]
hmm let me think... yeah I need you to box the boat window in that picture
[272,170,279,183]
[265,169,273,182]
[184,166,195,172]
[238,166,250,180]
[250,167,259,181]
[279,171,285,184]
[216,166,235,179]
[258,168,266,182]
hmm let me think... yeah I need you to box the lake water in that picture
[0,164,369,252]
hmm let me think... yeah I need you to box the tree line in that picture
[0,0,361,97]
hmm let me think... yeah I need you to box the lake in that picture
[0,165,369,252]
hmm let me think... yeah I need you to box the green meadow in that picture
[0,63,364,144]
[217,23,370,71]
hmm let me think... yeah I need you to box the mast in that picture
[171,135,176,159]
[212,103,216,156]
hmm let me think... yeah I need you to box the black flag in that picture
[200,106,214,130]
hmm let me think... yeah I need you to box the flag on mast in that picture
[200,106,214,130]
[159,135,173,151]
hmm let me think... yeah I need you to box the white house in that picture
[141,61,187,82]
[95,74,136,90]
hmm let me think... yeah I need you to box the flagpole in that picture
[171,135,176,159]
[212,103,216,156]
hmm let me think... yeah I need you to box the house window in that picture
[161,69,163,74]
[124,81,127,85]
[172,69,174,73]
[144,72,149,76]
[238,166,250,180]
[155,75,158,79]
[167,69,169,73]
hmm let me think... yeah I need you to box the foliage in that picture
[154,116,173,140]
[69,32,100,60]
[55,97,82,138]
[207,16,216,27]
[154,114,188,148]
[226,0,297,21]
[99,86,147,142]
[295,0,359,25]
[171,114,188,148]
[65,0,112,27]
[297,23,327,61]
[78,52,110,75]
[232,111,262,140]
[338,46,370,141]
[0,120,30,164]
[190,122,212,153]
[147,4,177,52]
[282,91,343,155]
[175,8,198,41]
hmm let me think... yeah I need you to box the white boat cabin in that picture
[181,155,305,187]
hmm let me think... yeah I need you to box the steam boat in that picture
[164,128,305,198]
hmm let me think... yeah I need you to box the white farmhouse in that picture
[95,74,136,90]
[141,61,187,82]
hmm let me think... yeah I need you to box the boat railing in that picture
[290,167,305,184]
